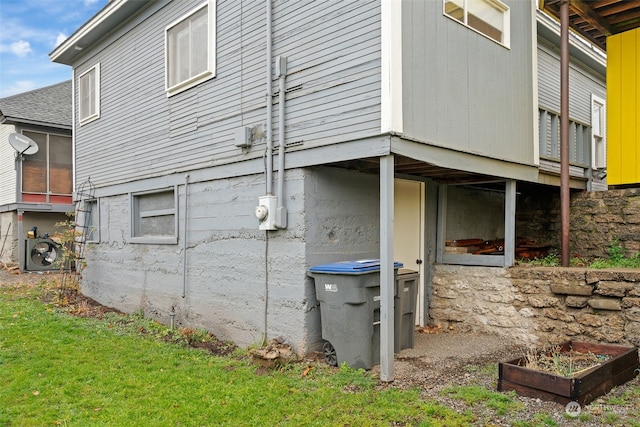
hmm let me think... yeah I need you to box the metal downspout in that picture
[277,56,287,228]
[263,0,273,345]
[560,0,570,266]
[265,0,273,195]
[182,174,189,298]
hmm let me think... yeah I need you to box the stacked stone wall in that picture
[429,265,640,348]
[571,188,640,259]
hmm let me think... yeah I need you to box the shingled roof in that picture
[0,80,72,129]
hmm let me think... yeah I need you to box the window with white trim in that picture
[79,64,100,124]
[444,0,510,47]
[131,188,178,244]
[591,94,606,170]
[165,1,216,96]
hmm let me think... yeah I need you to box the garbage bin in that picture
[395,269,419,352]
[308,259,402,370]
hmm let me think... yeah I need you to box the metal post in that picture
[560,0,570,267]
[380,154,395,382]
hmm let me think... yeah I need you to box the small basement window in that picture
[444,0,510,47]
[84,199,100,243]
[131,187,178,244]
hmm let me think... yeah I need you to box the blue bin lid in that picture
[309,259,403,274]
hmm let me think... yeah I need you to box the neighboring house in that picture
[536,10,607,192]
[49,0,606,362]
[539,0,640,187]
[604,26,640,186]
[0,81,74,270]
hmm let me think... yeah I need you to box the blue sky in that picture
[0,0,107,98]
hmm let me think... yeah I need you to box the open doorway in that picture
[394,179,425,326]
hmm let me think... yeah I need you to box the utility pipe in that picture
[265,0,273,196]
[560,0,570,267]
[182,174,190,298]
[276,55,288,228]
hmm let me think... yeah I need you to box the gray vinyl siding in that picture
[73,0,381,188]
[0,124,17,205]
[401,0,535,169]
[537,42,605,168]
[537,43,606,125]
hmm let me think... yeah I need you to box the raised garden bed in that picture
[498,341,639,405]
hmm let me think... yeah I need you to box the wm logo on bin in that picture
[324,284,338,292]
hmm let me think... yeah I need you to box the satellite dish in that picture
[8,133,39,156]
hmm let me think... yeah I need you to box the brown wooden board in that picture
[499,360,574,396]
[498,379,575,405]
[498,341,639,405]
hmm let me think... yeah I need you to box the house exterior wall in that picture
[607,27,640,186]
[537,43,606,125]
[81,166,380,353]
[0,123,17,206]
[0,212,17,264]
[536,38,607,191]
[72,0,382,188]
[400,0,536,172]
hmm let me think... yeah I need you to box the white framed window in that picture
[591,94,606,170]
[130,187,178,244]
[165,1,216,96]
[444,0,510,48]
[78,63,100,124]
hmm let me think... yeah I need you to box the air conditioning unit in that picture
[25,238,61,271]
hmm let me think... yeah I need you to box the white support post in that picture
[379,154,395,382]
[504,180,516,267]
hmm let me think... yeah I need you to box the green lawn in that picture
[0,282,471,427]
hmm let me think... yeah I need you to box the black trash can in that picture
[308,259,401,370]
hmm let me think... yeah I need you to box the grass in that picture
[3,280,639,426]
[0,281,473,427]
[440,385,524,416]
[520,239,640,269]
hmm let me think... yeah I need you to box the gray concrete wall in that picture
[81,166,381,354]
[0,212,16,264]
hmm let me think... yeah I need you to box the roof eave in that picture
[49,0,152,65]
[1,115,72,131]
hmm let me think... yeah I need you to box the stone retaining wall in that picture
[429,265,640,348]
[571,188,640,259]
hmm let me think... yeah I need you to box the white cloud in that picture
[10,41,32,58]
[84,0,99,6]
[55,33,68,48]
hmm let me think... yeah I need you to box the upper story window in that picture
[21,130,72,196]
[78,63,100,125]
[591,94,606,170]
[165,1,216,96]
[444,0,510,48]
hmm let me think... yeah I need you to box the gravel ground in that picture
[3,267,639,426]
[374,330,640,426]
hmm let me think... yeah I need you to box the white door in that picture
[394,179,425,325]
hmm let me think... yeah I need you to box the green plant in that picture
[524,252,560,267]
[588,239,640,269]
